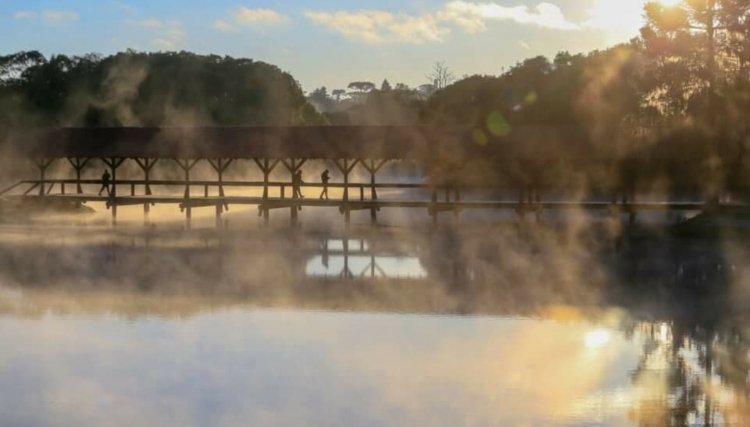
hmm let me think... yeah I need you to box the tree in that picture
[347,81,375,93]
[641,0,750,122]
[0,50,324,127]
[307,86,335,112]
[418,84,436,98]
[380,79,392,91]
[0,51,46,83]
[427,61,455,91]
[346,81,375,102]
[332,89,346,101]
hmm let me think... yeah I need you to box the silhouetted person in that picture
[320,169,330,200]
[98,169,111,196]
[293,171,305,199]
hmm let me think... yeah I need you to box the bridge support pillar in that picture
[429,188,438,226]
[255,159,279,226]
[622,191,637,225]
[33,158,55,197]
[176,159,200,230]
[66,158,89,194]
[135,158,158,225]
[101,157,125,226]
[282,158,306,226]
[208,158,233,219]
[362,159,387,224]
[215,202,223,228]
[453,187,461,223]
[334,159,359,229]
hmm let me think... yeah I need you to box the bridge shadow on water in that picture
[0,223,747,426]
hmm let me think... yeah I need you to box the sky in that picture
[0,1,655,92]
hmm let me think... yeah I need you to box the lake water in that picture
[0,222,747,427]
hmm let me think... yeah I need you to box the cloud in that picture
[128,18,187,50]
[583,0,646,34]
[440,1,579,32]
[212,7,288,33]
[234,7,287,25]
[12,11,36,20]
[133,18,163,29]
[110,1,137,14]
[150,24,186,49]
[304,10,446,44]
[213,19,240,33]
[128,19,186,50]
[41,10,79,24]
[305,1,578,44]
[12,10,78,24]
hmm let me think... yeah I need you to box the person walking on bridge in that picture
[319,169,330,200]
[98,169,111,196]
[293,170,305,199]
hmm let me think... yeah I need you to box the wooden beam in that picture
[175,159,200,171]
[221,159,234,173]
[67,158,89,194]
[34,158,54,196]
[22,182,39,196]
[253,158,265,173]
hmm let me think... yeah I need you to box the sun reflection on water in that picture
[585,328,612,349]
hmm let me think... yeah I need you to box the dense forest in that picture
[0,50,322,128]
[1,1,749,194]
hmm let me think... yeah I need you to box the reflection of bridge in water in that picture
[3,126,744,228]
[306,239,427,279]
[0,226,738,320]
[0,227,745,427]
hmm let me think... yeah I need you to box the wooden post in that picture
[176,159,200,229]
[290,159,299,225]
[101,157,125,225]
[208,159,233,204]
[135,158,158,224]
[208,158,233,228]
[282,159,307,226]
[361,160,387,223]
[628,192,637,225]
[342,238,351,278]
[453,185,461,223]
[254,159,279,225]
[215,202,223,228]
[430,187,438,226]
[516,189,526,221]
[66,158,89,194]
[33,158,54,197]
[334,159,359,228]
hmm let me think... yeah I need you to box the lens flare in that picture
[584,329,611,348]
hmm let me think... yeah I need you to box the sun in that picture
[586,1,649,40]
[584,329,611,349]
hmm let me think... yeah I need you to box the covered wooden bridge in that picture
[0,126,733,227]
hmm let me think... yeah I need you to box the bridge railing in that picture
[3,178,468,201]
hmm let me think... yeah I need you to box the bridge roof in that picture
[2,125,604,161]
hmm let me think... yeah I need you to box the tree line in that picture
[0,50,322,128]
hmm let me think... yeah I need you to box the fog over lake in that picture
[0,217,747,427]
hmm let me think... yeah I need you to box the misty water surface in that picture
[0,221,747,427]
